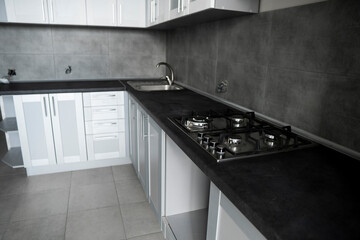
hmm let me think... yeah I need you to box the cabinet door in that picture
[148,117,163,222]
[169,0,188,20]
[13,95,56,167]
[49,93,87,164]
[5,0,49,23]
[48,0,86,25]
[188,0,211,14]
[86,132,126,161]
[137,107,148,197]
[118,0,145,27]
[87,0,117,26]
[129,96,138,173]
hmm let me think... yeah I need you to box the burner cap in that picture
[226,135,242,145]
[191,116,212,122]
[228,115,245,123]
[264,133,275,140]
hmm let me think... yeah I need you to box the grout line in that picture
[111,166,128,240]
[63,171,73,239]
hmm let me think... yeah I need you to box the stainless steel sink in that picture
[127,80,184,92]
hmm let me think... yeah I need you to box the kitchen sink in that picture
[127,80,184,92]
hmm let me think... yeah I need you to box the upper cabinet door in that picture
[48,0,86,25]
[169,0,188,20]
[87,0,117,26]
[13,95,56,167]
[49,93,87,164]
[4,0,49,23]
[188,0,211,14]
[118,0,145,27]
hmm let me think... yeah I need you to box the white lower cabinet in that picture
[207,182,267,240]
[128,95,138,173]
[137,105,149,196]
[86,132,126,161]
[14,93,86,167]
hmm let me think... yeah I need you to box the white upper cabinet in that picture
[147,0,169,26]
[188,0,211,14]
[86,0,117,26]
[5,0,49,23]
[169,0,188,20]
[48,0,87,25]
[118,0,145,27]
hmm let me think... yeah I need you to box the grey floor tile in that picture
[0,175,26,197]
[11,189,69,222]
[69,182,118,212]
[112,164,137,182]
[65,206,125,240]
[25,172,71,193]
[2,214,66,240]
[0,163,26,177]
[115,179,146,204]
[0,195,20,224]
[128,232,165,240]
[71,167,113,186]
[121,202,161,238]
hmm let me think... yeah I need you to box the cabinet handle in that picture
[112,3,116,25]
[94,135,118,140]
[181,0,186,12]
[119,3,122,25]
[95,122,117,126]
[95,108,117,112]
[142,114,148,140]
[43,97,48,117]
[52,96,56,116]
[49,0,54,22]
[41,0,46,21]
[177,0,181,13]
[93,94,116,98]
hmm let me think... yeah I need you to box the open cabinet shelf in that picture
[0,117,17,132]
[1,147,23,168]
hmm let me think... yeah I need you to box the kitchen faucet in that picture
[156,62,174,86]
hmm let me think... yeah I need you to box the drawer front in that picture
[85,119,125,135]
[86,132,126,161]
[84,105,125,121]
[83,91,124,107]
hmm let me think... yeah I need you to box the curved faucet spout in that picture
[156,62,174,85]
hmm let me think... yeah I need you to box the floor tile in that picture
[2,214,66,240]
[115,179,146,204]
[11,189,69,222]
[112,164,137,182]
[121,202,161,238]
[128,232,165,240]
[25,172,71,193]
[69,182,118,212]
[71,167,113,186]
[0,163,26,177]
[0,195,20,224]
[0,175,26,197]
[65,206,125,240]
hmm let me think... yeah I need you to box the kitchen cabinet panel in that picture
[128,95,138,173]
[118,0,146,27]
[48,0,86,25]
[207,182,266,240]
[13,94,56,167]
[147,0,169,26]
[49,93,87,164]
[137,105,149,197]
[4,0,49,23]
[86,0,117,26]
[169,0,188,20]
[86,132,126,161]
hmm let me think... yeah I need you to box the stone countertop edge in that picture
[121,80,360,240]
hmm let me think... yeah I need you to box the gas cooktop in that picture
[169,109,315,162]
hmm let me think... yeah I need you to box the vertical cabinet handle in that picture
[41,0,46,21]
[177,0,181,13]
[112,3,116,25]
[143,114,148,140]
[49,0,54,22]
[43,97,48,117]
[52,96,56,116]
[118,3,122,25]
[181,0,186,11]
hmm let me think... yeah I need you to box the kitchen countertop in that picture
[1,79,359,239]
[0,80,126,95]
[122,80,360,240]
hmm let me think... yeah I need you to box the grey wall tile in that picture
[187,57,216,94]
[0,24,52,54]
[0,54,55,81]
[187,21,217,60]
[109,54,165,78]
[52,26,109,55]
[217,13,272,66]
[215,61,267,112]
[166,27,189,58]
[109,29,166,57]
[54,54,109,80]
[166,55,188,84]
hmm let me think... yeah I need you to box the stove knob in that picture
[197,132,204,140]
[209,140,217,149]
[216,145,226,155]
[203,135,212,144]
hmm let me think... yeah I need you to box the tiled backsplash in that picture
[166,0,360,153]
[0,24,166,81]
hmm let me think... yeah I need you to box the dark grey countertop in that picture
[0,80,125,95]
[1,79,359,239]
[122,80,360,240]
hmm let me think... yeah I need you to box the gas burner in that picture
[226,135,242,145]
[263,133,277,148]
[228,115,248,128]
[185,116,212,130]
